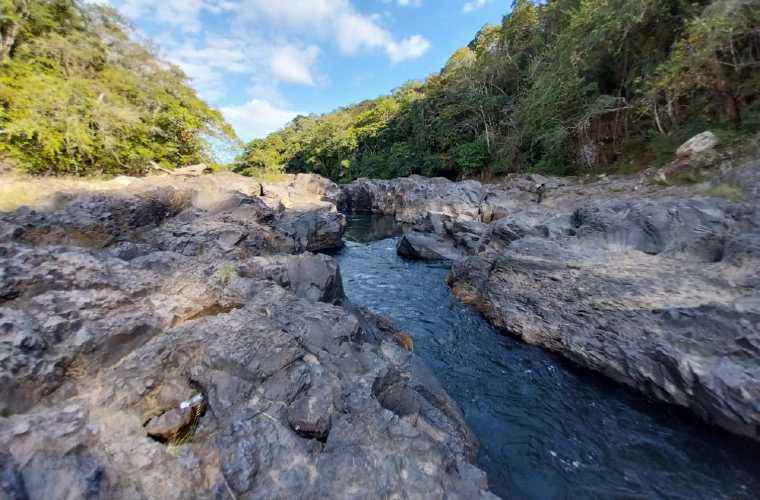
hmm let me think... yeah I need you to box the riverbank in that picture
[339,155,760,442]
[339,214,760,499]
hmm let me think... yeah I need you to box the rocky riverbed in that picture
[340,160,760,442]
[0,172,495,499]
[2,156,759,498]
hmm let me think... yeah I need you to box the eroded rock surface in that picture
[343,162,760,441]
[0,173,494,499]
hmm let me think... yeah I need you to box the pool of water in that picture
[338,214,760,500]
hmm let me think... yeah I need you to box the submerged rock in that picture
[0,172,495,499]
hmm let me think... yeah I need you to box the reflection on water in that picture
[338,214,760,500]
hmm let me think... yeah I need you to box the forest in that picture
[235,0,760,182]
[0,0,236,176]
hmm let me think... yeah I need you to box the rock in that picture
[263,173,343,210]
[0,172,494,499]
[397,230,463,261]
[676,131,720,159]
[0,452,29,500]
[341,176,484,224]
[287,373,334,441]
[240,252,345,304]
[171,164,212,177]
[447,193,760,441]
[273,207,346,253]
[571,198,734,262]
[144,394,205,442]
[343,166,760,442]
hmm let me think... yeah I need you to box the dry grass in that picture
[0,173,124,212]
[705,183,745,202]
[395,333,415,352]
[167,404,205,456]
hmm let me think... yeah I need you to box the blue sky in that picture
[92,0,508,141]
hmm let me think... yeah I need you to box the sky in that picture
[91,0,508,141]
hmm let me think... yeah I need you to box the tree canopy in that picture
[0,0,237,176]
[235,0,760,182]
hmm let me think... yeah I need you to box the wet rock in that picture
[397,230,463,261]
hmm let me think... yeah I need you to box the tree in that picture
[235,0,759,182]
[0,0,237,175]
[650,0,760,128]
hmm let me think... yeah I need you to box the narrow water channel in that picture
[337,214,760,500]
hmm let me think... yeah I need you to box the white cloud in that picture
[104,0,431,89]
[462,0,492,13]
[99,0,432,139]
[386,35,431,63]
[384,0,423,6]
[158,36,252,101]
[221,99,301,140]
[113,0,232,32]
[270,45,320,86]
[334,12,430,62]
[235,0,431,62]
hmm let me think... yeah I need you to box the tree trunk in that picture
[0,22,19,63]
[715,79,742,128]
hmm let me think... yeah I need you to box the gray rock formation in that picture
[0,173,495,499]
[342,161,760,442]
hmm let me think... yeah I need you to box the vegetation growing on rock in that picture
[0,0,237,176]
[235,0,760,182]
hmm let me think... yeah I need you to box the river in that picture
[337,214,760,500]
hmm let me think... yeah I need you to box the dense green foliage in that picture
[0,0,236,175]
[236,0,760,181]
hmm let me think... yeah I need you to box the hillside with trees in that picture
[0,0,236,176]
[235,0,760,182]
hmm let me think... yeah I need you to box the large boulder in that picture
[263,173,343,210]
[341,176,485,224]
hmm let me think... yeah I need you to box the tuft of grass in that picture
[217,262,238,286]
[0,173,124,212]
[395,333,414,352]
[0,181,46,212]
[706,183,745,202]
[256,171,289,184]
[167,404,204,456]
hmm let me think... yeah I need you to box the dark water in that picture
[338,214,760,500]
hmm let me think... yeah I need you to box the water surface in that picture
[338,214,760,500]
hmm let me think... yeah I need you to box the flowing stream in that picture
[337,214,760,500]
